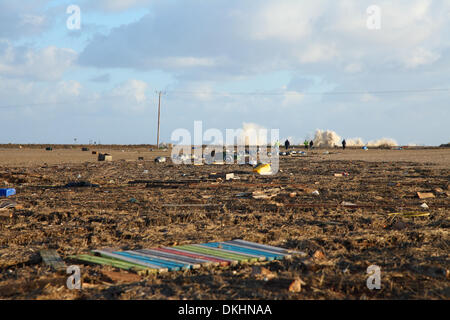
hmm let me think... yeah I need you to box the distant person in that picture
[309,140,314,149]
[342,139,346,150]
[304,140,309,149]
[284,139,290,150]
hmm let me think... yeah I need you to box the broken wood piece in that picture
[288,277,305,293]
[252,188,281,199]
[40,250,67,271]
[417,192,435,199]
[252,266,277,280]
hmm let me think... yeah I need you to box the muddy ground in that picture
[0,146,448,300]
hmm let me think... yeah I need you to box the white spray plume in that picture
[239,122,269,146]
[312,129,398,147]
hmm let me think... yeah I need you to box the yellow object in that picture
[253,163,272,175]
[388,212,430,217]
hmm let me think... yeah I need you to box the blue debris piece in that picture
[0,188,16,197]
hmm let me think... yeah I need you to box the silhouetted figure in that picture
[284,139,290,150]
[342,139,346,150]
[309,140,314,149]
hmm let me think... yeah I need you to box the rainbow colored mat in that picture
[69,239,305,274]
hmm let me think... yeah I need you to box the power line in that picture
[165,87,450,96]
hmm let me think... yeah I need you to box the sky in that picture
[0,0,449,145]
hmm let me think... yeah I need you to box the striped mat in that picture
[69,239,305,275]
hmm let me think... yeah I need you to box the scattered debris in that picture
[155,157,166,163]
[209,173,235,181]
[236,192,252,198]
[0,188,16,197]
[81,147,89,151]
[138,157,144,161]
[288,278,305,293]
[311,190,320,196]
[252,266,277,281]
[417,192,435,199]
[252,188,281,199]
[225,173,235,180]
[64,181,99,188]
[341,201,356,207]
[253,163,273,175]
[388,212,430,218]
[45,147,53,151]
[420,203,429,209]
[0,199,18,210]
[40,250,66,272]
[98,153,112,162]
[0,210,13,219]
[313,250,326,260]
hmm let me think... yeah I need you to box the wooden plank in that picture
[168,246,238,265]
[93,250,168,272]
[196,243,267,261]
[203,242,282,260]
[223,241,291,258]
[68,254,155,275]
[175,245,252,263]
[157,248,227,266]
[230,239,306,256]
[110,251,183,271]
[135,249,205,268]
[125,250,197,270]
[40,249,66,271]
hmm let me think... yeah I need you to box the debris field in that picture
[0,146,449,299]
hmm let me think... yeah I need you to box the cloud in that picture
[90,73,111,83]
[90,0,154,12]
[112,79,148,103]
[1,0,449,145]
[78,0,450,81]
[0,1,52,39]
[297,43,338,63]
[0,41,77,81]
[404,47,440,68]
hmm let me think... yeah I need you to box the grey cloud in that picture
[0,1,53,39]
[90,73,111,82]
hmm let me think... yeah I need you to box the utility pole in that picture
[156,91,162,149]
